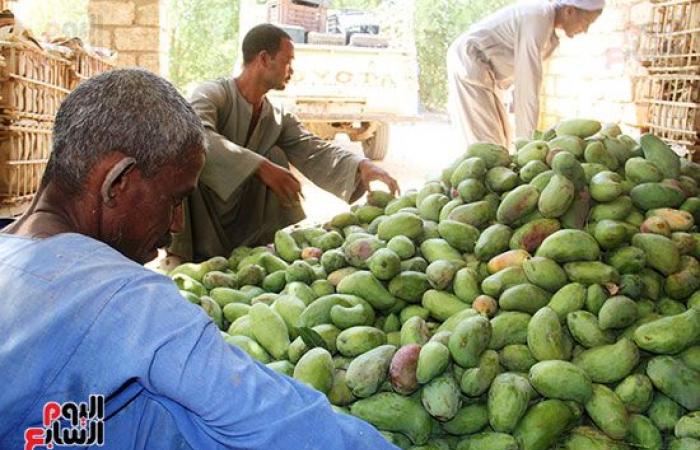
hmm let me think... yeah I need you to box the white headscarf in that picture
[556,0,605,11]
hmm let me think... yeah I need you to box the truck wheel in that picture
[362,122,389,160]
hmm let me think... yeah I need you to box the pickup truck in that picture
[239,0,419,160]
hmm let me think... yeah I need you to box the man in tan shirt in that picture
[447,0,604,148]
[169,24,399,263]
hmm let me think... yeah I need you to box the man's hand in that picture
[358,159,400,195]
[256,159,302,208]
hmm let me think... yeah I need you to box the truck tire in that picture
[362,122,389,160]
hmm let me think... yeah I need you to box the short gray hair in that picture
[44,68,205,195]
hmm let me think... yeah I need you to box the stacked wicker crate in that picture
[0,32,115,216]
[267,0,327,34]
[637,0,700,157]
[0,38,72,216]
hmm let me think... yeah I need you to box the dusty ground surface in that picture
[295,113,464,227]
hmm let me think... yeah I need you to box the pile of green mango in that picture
[169,119,700,450]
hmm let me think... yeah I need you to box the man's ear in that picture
[101,157,136,207]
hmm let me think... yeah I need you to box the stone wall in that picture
[88,0,161,74]
[539,0,652,134]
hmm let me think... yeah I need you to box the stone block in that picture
[88,1,135,26]
[135,1,159,26]
[89,26,113,48]
[137,52,160,74]
[116,52,137,67]
[113,26,159,52]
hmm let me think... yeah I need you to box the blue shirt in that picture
[0,233,398,449]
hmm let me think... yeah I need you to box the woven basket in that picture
[0,41,71,119]
[639,0,700,71]
[0,119,52,207]
[268,0,327,33]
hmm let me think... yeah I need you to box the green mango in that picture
[649,393,686,432]
[453,268,481,303]
[456,179,486,203]
[517,140,549,165]
[567,310,615,348]
[448,201,495,229]
[522,256,567,292]
[499,283,551,314]
[625,156,663,184]
[337,271,397,311]
[223,334,271,363]
[345,344,396,398]
[513,399,576,450]
[634,181,685,211]
[634,308,700,354]
[527,307,570,361]
[249,302,289,360]
[676,412,700,440]
[520,160,549,182]
[422,374,462,421]
[590,171,623,202]
[377,212,423,241]
[549,134,584,157]
[449,315,491,368]
[388,271,430,303]
[497,185,540,225]
[615,374,654,413]
[598,296,638,330]
[416,341,450,384]
[400,316,430,346]
[647,355,700,410]
[573,338,639,383]
[284,260,314,284]
[488,372,531,433]
[400,256,428,273]
[464,142,511,168]
[529,360,593,403]
[438,220,479,253]
[422,290,469,321]
[590,196,634,223]
[556,118,601,138]
[585,140,619,171]
[499,344,537,372]
[548,283,587,321]
[488,312,531,350]
[443,403,489,435]
[607,246,646,274]
[486,167,519,193]
[274,230,301,263]
[460,349,500,397]
[475,224,513,261]
[451,156,488,186]
[538,174,575,218]
[584,384,629,440]
[641,133,681,179]
[419,193,450,222]
[336,326,386,357]
[536,229,600,262]
[562,426,632,450]
[629,417,664,450]
[457,432,518,450]
[564,262,620,285]
[632,233,681,275]
[530,170,555,191]
[482,266,528,297]
[420,238,464,264]
[350,392,432,445]
[439,197,464,222]
[293,347,334,393]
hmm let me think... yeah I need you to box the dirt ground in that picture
[295,113,465,227]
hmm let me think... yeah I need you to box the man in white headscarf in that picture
[447,0,604,148]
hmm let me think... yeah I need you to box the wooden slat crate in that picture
[71,48,116,84]
[268,0,327,33]
[0,41,72,120]
[0,119,52,209]
[636,73,700,151]
[639,0,700,70]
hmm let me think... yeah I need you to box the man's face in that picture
[104,149,205,264]
[267,38,295,90]
[562,7,602,38]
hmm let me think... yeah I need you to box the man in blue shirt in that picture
[0,68,397,449]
